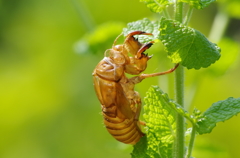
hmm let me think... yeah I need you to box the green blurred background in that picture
[0,0,240,158]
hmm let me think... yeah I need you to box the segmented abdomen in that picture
[102,108,144,145]
[93,74,144,144]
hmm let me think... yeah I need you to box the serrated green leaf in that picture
[143,86,176,158]
[197,97,240,134]
[123,18,160,43]
[179,0,216,9]
[159,18,221,69]
[140,0,174,13]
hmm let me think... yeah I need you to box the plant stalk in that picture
[174,64,185,158]
[174,2,185,158]
[186,125,196,158]
[184,6,194,25]
[163,8,171,19]
[175,2,183,22]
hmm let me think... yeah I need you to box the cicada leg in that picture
[129,63,179,84]
[139,121,146,126]
[135,41,154,59]
[140,63,179,79]
[122,78,146,127]
[135,102,146,127]
[134,101,146,127]
[133,92,141,121]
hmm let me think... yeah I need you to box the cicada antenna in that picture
[104,49,111,57]
[112,32,123,47]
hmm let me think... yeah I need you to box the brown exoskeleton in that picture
[92,31,179,145]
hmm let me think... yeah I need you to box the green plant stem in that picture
[186,125,196,158]
[174,1,185,158]
[175,2,183,22]
[184,6,194,25]
[174,64,185,158]
[163,8,171,19]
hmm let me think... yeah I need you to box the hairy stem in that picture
[174,2,185,158]
[184,6,194,25]
[163,8,171,19]
[175,2,183,22]
[186,125,196,158]
[174,64,185,158]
